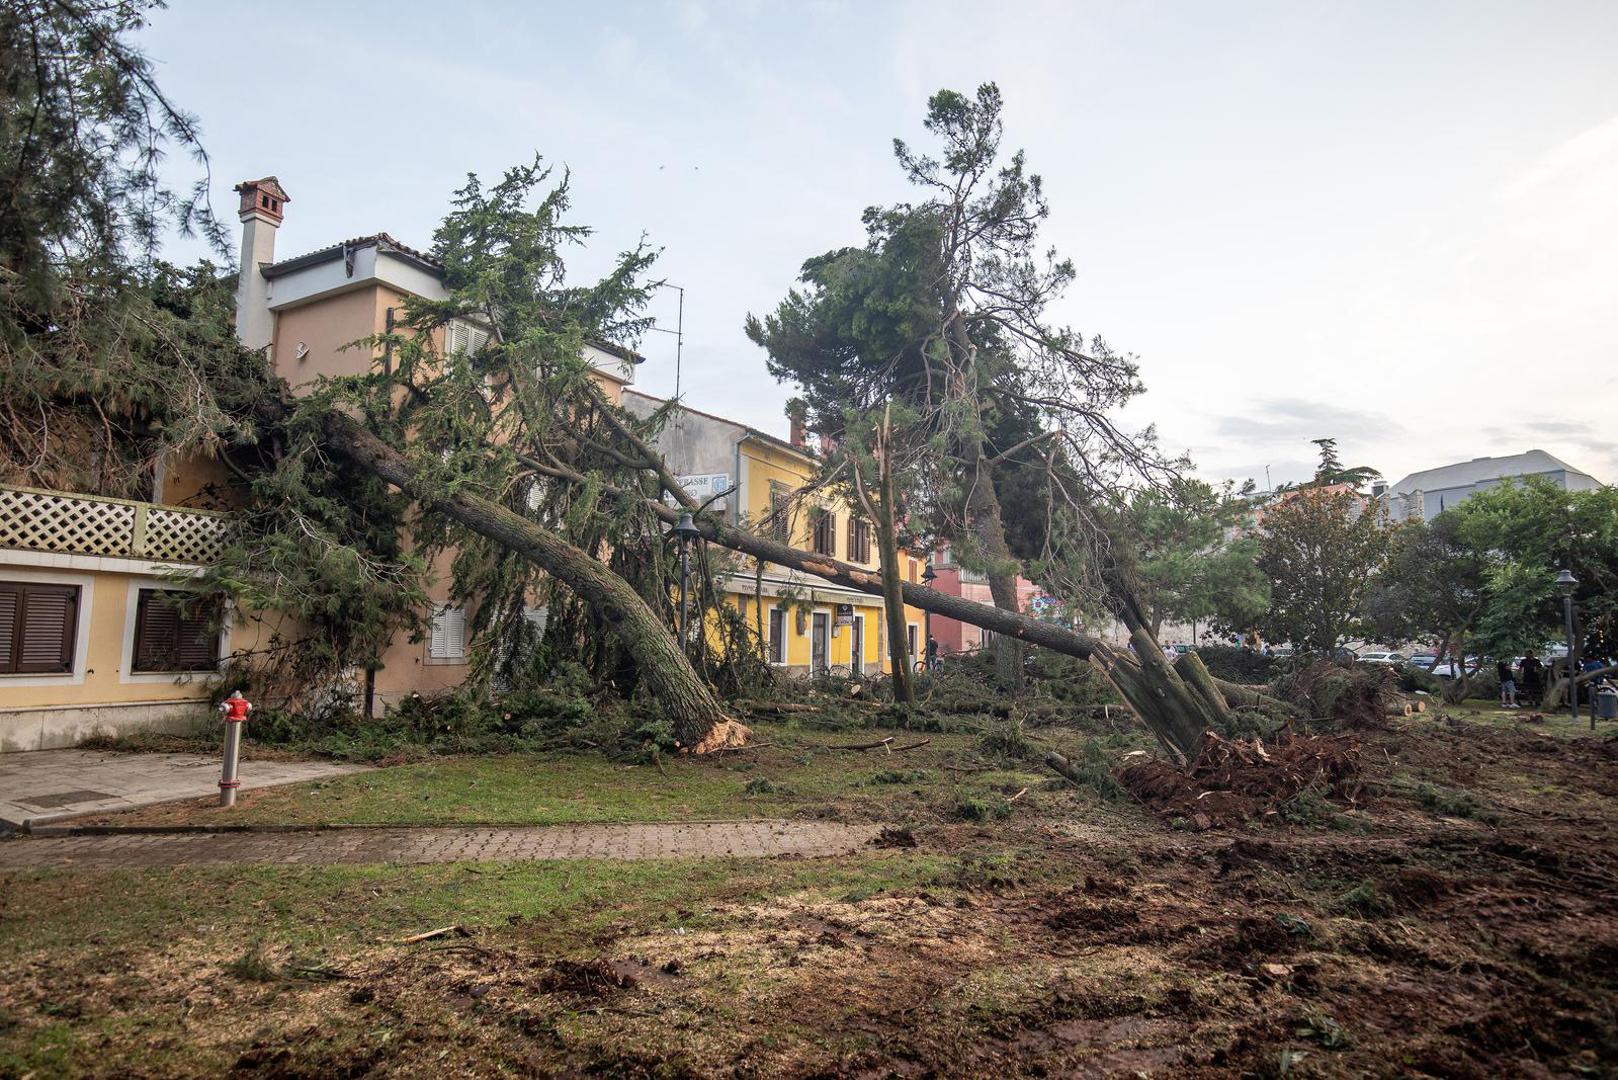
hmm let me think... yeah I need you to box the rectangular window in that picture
[445,319,491,356]
[132,589,220,673]
[429,605,468,661]
[907,623,918,660]
[767,606,786,665]
[0,581,80,674]
[768,482,790,543]
[847,518,872,564]
[811,508,837,556]
[812,611,830,671]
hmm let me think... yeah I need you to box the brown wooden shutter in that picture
[175,598,220,670]
[133,590,220,672]
[0,585,18,673]
[12,584,78,674]
[133,590,178,671]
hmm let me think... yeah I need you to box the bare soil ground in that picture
[2,708,1615,1078]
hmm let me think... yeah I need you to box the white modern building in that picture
[1381,450,1601,523]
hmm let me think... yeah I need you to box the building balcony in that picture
[0,485,231,567]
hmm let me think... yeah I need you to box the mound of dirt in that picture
[1120,730,1363,828]
[1272,661,1402,728]
[538,958,638,997]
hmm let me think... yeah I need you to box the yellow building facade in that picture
[624,392,926,677]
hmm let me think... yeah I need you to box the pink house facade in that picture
[925,546,1041,657]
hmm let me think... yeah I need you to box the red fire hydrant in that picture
[217,690,253,807]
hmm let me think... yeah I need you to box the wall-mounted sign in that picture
[834,603,855,625]
[675,473,730,509]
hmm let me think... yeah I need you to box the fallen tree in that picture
[321,411,745,753]
[522,450,1287,765]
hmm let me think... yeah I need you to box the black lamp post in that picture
[673,511,702,654]
[1555,568,1578,724]
[920,562,937,670]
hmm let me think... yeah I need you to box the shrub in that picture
[977,720,1037,762]
[1193,644,1278,684]
[865,769,932,786]
[1414,781,1494,822]
[954,795,1013,822]
[1331,880,1392,915]
[1054,739,1126,802]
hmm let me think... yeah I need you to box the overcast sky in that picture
[143,0,1618,488]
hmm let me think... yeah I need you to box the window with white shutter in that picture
[445,320,491,357]
[428,605,468,661]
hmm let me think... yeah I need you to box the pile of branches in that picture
[1271,660,1409,729]
[1120,729,1364,829]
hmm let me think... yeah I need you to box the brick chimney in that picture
[789,412,806,449]
[232,177,289,352]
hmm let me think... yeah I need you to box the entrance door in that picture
[850,615,863,676]
[811,612,829,673]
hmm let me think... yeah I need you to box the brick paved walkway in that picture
[0,821,882,870]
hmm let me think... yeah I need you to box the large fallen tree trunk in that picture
[321,413,743,752]
[523,454,1258,765]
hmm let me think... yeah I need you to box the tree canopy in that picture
[0,0,248,498]
[1255,489,1390,652]
[1121,480,1268,640]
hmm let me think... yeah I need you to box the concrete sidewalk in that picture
[0,749,364,829]
[0,821,883,869]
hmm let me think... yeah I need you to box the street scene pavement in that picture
[0,750,366,829]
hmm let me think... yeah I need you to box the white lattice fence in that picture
[0,486,136,555]
[0,485,230,564]
[142,506,231,563]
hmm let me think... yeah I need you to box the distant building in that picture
[1382,450,1600,523]
[925,544,1041,658]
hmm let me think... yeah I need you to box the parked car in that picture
[1406,654,1439,672]
[1429,659,1490,679]
[1358,651,1408,666]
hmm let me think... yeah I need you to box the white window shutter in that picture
[430,605,467,660]
[469,327,490,355]
[445,607,466,659]
[429,608,449,658]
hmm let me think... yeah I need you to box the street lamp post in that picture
[673,511,702,656]
[920,563,937,670]
[1555,569,1578,725]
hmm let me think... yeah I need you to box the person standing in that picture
[1520,652,1545,707]
[1497,658,1519,709]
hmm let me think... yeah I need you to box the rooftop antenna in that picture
[1265,465,1272,491]
[647,282,685,401]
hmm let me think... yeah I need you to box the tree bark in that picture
[855,410,914,704]
[873,452,915,704]
[322,413,742,752]
[947,312,1025,691]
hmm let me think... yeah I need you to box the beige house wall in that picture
[0,563,286,751]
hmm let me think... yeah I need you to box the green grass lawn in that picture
[8,709,1616,1076]
[0,850,968,1078]
[74,721,1149,828]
